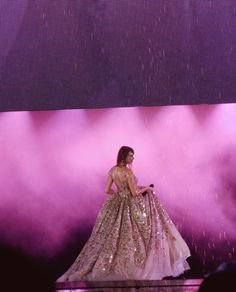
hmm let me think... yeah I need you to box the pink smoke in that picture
[0,104,235,264]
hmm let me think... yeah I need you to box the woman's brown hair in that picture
[116,146,134,165]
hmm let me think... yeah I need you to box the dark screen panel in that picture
[0,0,235,111]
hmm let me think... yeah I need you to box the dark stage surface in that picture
[56,278,203,292]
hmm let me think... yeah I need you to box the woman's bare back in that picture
[109,166,131,192]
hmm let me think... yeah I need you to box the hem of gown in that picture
[57,255,191,282]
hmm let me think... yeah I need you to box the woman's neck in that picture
[117,163,131,169]
[117,163,127,167]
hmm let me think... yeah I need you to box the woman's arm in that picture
[104,171,116,195]
[127,169,152,196]
[137,185,146,189]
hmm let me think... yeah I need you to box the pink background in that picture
[0,104,235,270]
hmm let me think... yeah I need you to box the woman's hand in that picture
[146,186,156,195]
[147,186,153,191]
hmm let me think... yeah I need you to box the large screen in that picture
[0,0,235,111]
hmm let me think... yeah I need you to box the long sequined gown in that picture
[57,167,191,281]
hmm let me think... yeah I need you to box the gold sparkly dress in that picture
[57,167,191,281]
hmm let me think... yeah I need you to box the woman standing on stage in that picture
[57,146,191,281]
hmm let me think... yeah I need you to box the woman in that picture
[57,146,191,281]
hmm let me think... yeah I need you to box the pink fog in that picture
[0,104,235,270]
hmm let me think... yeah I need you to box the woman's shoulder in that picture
[109,165,117,172]
[109,166,133,174]
[108,166,116,175]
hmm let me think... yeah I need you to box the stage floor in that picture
[55,278,203,291]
